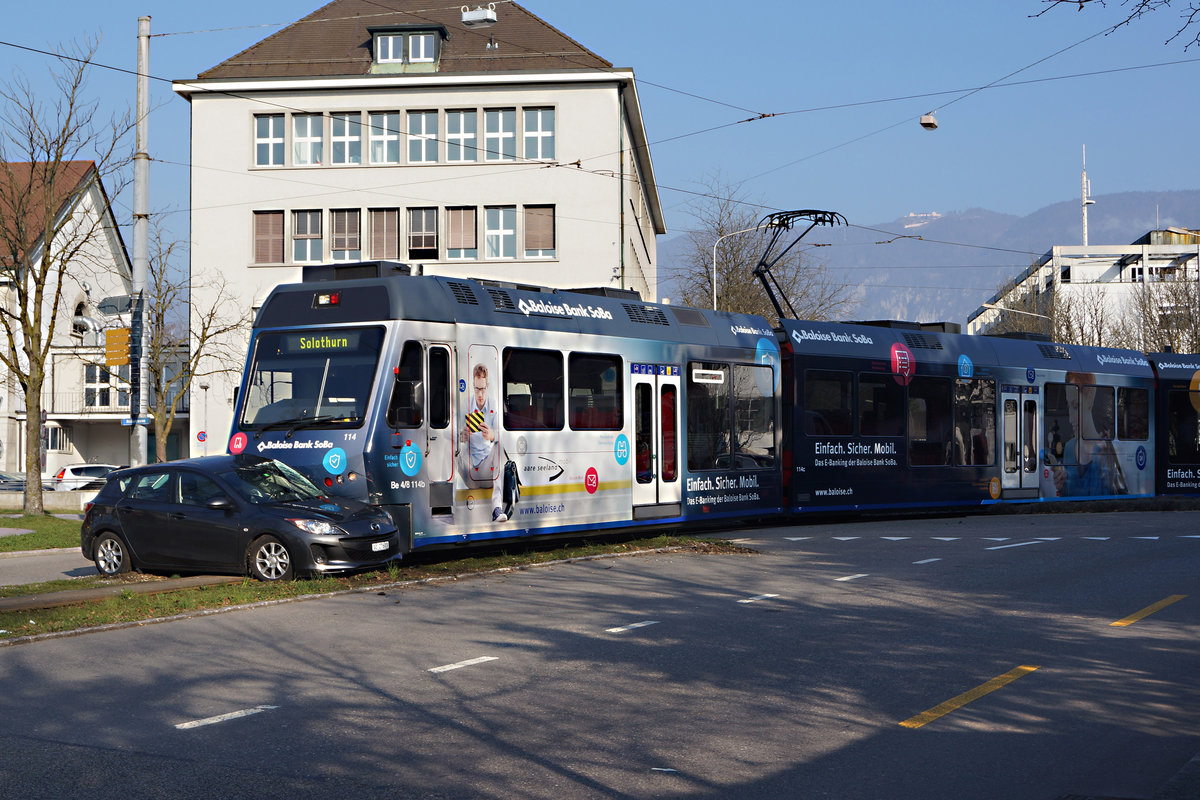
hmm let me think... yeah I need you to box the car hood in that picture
[271,495,382,523]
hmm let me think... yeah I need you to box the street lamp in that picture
[199,381,210,456]
[711,224,772,310]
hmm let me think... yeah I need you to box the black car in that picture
[80,454,400,581]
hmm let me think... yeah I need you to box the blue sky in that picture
[4,0,1198,248]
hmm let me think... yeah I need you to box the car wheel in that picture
[94,532,132,577]
[248,535,294,582]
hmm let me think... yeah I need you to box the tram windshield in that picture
[239,327,385,431]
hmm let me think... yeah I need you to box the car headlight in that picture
[287,519,344,536]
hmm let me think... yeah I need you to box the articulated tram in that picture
[227,260,1197,556]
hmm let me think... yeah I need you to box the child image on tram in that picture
[459,361,507,522]
[1045,371,1128,497]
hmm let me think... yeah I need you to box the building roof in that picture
[0,161,96,265]
[197,0,613,80]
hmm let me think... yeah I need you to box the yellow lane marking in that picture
[1110,595,1187,627]
[899,665,1040,730]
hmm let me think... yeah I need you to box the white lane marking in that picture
[1181,536,1200,539]
[605,621,660,634]
[913,558,942,565]
[737,593,779,604]
[651,768,679,773]
[1132,536,1160,540]
[1035,537,1061,541]
[835,574,869,582]
[881,537,910,541]
[983,538,1010,542]
[986,540,1046,551]
[784,537,811,541]
[1083,537,1110,540]
[833,537,860,541]
[175,705,278,730]
[931,537,960,541]
[428,656,499,674]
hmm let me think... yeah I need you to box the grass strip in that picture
[0,535,747,642]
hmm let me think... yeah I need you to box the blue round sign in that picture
[1136,445,1147,471]
[459,378,467,393]
[614,434,630,466]
[323,447,348,475]
[1026,367,1037,384]
[399,442,422,476]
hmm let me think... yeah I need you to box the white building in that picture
[966,228,1200,337]
[173,0,666,453]
[0,161,144,478]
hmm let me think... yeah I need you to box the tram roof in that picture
[776,319,1155,378]
[254,270,775,348]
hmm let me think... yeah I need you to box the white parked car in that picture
[51,464,119,491]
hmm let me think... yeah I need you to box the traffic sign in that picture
[121,416,151,426]
[105,328,130,367]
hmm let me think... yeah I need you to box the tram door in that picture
[425,344,455,485]
[632,367,681,513]
[1000,388,1040,496]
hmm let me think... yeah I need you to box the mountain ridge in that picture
[656,189,1200,325]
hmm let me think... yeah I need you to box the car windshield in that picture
[221,459,325,504]
[238,327,384,430]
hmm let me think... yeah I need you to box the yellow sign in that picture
[105,328,130,367]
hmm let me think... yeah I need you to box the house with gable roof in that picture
[0,160,144,481]
[173,0,666,452]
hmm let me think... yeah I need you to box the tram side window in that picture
[953,379,995,466]
[731,364,775,468]
[503,348,563,430]
[429,347,450,429]
[568,353,622,430]
[1003,399,1018,474]
[386,341,423,428]
[1081,385,1115,440]
[803,370,852,436]
[858,374,905,437]
[1168,390,1200,464]
[1043,383,1077,467]
[1117,387,1149,440]
[908,377,952,466]
[687,362,730,471]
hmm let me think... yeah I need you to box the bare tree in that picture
[1114,272,1200,353]
[985,268,1057,338]
[144,225,249,463]
[1053,284,1118,347]
[0,41,132,513]
[1034,0,1200,49]
[673,174,856,324]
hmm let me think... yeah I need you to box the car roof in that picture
[106,454,274,479]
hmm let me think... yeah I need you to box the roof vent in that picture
[461,4,497,28]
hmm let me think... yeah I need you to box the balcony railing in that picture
[16,391,190,416]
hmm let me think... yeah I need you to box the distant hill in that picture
[655,190,1200,325]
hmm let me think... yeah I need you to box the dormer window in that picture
[371,26,447,71]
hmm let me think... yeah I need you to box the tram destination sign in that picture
[280,330,365,354]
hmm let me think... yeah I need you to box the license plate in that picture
[371,541,388,552]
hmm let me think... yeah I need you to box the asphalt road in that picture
[1,510,1198,799]
[0,547,93,585]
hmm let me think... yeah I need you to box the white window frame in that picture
[524,205,556,259]
[331,209,361,261]
[330,112,362,165]
[523,108,555,160]
[254,114,285,167]
[446,110,478,163]
[293,114,323,166]
[46,424,72,453]
[408,111,438,163]
[409,33,436,62]
[447,207,478,260]
[485,206,516,259]
[376,34,403,63]
[368,111,401,164]
[85,364,129,410]
[484,109,516,162]
[293,210,323,263]
[407,208,438,259]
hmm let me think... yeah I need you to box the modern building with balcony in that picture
[173,0,666,452]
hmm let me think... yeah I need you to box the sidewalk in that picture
[0,571,242,613]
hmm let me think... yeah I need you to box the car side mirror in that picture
[207,496,234,510]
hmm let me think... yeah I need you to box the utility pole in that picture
[130,16,150,465]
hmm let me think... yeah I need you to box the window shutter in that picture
[254,211,283,264]
[371,209,398,258]
[333,210,360,251]
[525,206,555,250]
[448,207,477,249]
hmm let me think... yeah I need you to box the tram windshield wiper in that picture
[253,414,363,439]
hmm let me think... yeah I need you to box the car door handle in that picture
[170,512,186,520]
